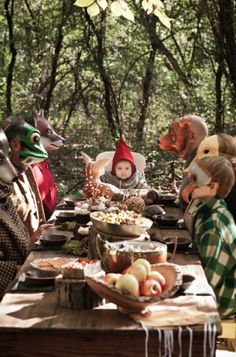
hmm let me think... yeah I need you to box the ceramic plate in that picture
[31,257,76,272]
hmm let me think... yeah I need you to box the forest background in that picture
[1,0,236,198]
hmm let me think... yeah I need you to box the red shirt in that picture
[32,159,58,220]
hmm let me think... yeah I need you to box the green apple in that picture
[115,274,140,297]
[126,263,147,283]
[148,271,166,287]
[103,273,122,286]
[133,258,151,275]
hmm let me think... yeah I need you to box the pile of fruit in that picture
[102,258,165,298]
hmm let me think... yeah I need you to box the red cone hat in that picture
[111,137,135,175]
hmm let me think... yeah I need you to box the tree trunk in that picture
[4,0,17,116]
[215,65,224,132]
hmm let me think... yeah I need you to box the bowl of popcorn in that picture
[90,209,153,237]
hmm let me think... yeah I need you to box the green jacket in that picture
[193,196,236,318]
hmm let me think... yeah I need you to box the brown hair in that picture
[199,156,235,198]
[218,133,236,157]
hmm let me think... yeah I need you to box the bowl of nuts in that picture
[90,209,153,237]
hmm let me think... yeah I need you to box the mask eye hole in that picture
[204,149,210,154]
[189,174,197,184]
[31,133,40,144]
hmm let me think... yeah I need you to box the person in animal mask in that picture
[183,133,236,223]
[186,156,236,318]
[2,117,51,236]
[0,129,31,298]
[158,114,208,210]
[29,115,65,220]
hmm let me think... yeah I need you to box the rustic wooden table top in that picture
[0,204,221,357]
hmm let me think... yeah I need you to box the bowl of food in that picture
[102,240,167,273]
[86,263,182,313]
[64,195,86,208]
[90,209,153,237]
[23,269,59,287]
[60,258,104,279]
[155,214,180,227]
[39,234,68,247]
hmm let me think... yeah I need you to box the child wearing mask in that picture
[187,156,236,318]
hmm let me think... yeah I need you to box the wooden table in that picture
[0,206,221,357]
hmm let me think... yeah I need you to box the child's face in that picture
[115,160,132,180]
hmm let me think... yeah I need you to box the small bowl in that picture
[102,240,167,273]
[90,211,153,237]
[155,215,179,227]
[40,234,68,247]
[24,269,59,286]
[181,274,196,291]
[86,263,182,313]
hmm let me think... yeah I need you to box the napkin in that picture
[130,295,216,327]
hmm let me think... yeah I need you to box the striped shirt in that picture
[193,196,236,318]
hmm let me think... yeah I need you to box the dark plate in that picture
[64,195,86,208]
[23,269,59,287]
[155,214,180,227]
[56,211,90,224]
[156,194,177,205]
[158,236,192,252]
[40,234,68,247]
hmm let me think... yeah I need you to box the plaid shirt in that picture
[193,196,236,318]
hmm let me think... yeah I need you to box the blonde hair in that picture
[199,156,235,198]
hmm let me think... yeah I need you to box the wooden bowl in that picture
[23,269,59,286]
[39,234,68,247]
[90,211,153,237]
[102,240,167,273]
[86,263,182,313]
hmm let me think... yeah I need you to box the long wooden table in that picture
[0,206,221,357]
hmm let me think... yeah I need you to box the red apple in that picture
[133,258,151,275]
[126,263,147,283]
[148,271,166,287]
[115,274,140,297]
[103,273,122,286]
[140,279,162,297]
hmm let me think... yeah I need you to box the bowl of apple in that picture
[86,258,182,313]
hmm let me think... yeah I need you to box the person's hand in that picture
[31,223,54,243]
